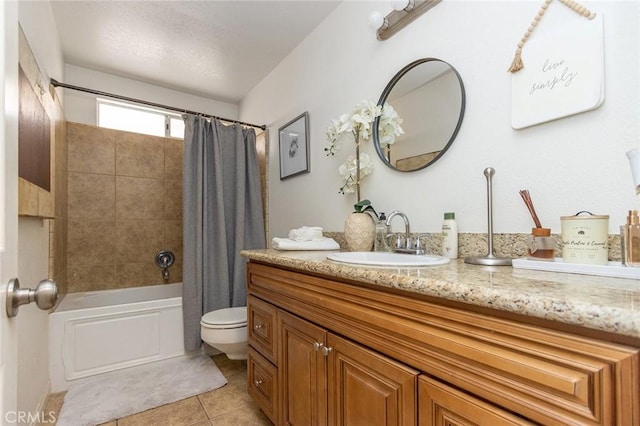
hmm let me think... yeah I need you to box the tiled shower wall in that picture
[66,122,183,292]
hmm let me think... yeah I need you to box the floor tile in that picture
[46,354,272,426]
[197,381,254,420]
[209,403,271,426]
[116,396,208,426]
[211,354,247,378]
[42,391,65,426]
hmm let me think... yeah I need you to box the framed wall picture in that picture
[279,112,310,179]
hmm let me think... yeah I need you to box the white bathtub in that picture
[49,283,185,392]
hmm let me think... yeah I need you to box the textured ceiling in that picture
[50,1,341,103]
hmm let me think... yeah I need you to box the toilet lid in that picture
[201,306,247,327]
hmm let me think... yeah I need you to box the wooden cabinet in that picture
[247,262,640,426]
[278,307,418,425]
[326,333,417,426]
[248,294,278,364]
[418,375,534,426]
[279,310,328,425]
[248,346,279,424]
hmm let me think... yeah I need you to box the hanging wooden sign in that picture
[510,7,604,129]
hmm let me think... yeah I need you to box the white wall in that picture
[1,0,20,420]
[16,219,50,419]
[64,64,239,126]
[16,0,64,419]
[240,0,640,238]
[17,0,64,83]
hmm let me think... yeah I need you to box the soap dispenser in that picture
[375,212,391,252]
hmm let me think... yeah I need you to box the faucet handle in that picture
[414,234,430,255]
[386,233,406,251]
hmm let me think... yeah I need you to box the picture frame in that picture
[279,111,310,179]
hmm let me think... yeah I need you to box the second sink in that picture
[327,252,450,267]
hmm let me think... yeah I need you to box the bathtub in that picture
[49,283,185,392]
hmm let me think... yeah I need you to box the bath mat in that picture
[56,354,227,426]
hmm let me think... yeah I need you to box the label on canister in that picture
[560,211,609,265]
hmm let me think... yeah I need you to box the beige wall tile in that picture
[117,262,173,287]
[116,176,165,220]
[68,172,116,219]
[164,138,183,179]
[65,125,189,293]
[164,220,183,257]
[49,222,55,258]
[67,122,116,174]
[18,177,39,215]
[169,261,182,283]
[53,217,67,294]
[38,187,55,218]
[67,264,118,293]
[116,220,165,263]
[165,178,182,220]
[67,220,116,266]
[163,220,183,283]
[116,132,165,178]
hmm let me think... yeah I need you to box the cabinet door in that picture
[327,333,418,426]
[418,376,534,426]
[279,310,327,426]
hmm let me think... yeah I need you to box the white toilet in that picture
[200,306,248,360]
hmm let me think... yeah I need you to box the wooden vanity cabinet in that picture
[278,309,418,425]
[418,376,534,426]
[246,262,640,426]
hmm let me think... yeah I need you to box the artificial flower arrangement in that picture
[324,100,404,203]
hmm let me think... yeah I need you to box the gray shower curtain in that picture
[182,115,266,351]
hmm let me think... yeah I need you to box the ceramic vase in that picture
[344,212,375,252]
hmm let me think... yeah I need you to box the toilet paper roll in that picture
[627,148,640,194]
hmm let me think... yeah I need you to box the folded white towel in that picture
[288,226,324,242]
[272,237,339,251]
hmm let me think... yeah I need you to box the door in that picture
[1,0,20,421]
[418,376,535,426]
[327,333,418,426]
[279,310,327,426]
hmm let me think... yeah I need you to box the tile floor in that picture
[43,355,272,426]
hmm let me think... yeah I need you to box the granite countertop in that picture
[241,249,640,340]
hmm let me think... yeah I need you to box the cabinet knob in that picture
[254,379,263,387]
[254,324,263,330]
[313,341,324,351]
[322,346,333,356]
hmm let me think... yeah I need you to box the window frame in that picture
[96,97,184,138]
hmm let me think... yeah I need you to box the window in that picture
[97,98,184,138]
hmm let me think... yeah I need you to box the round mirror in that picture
[373,58,466,172]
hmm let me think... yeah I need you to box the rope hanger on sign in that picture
[507,0,596,73]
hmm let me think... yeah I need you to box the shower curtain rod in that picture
[49,78,267,131]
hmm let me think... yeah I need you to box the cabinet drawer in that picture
[248,294,278,364]
[248,347,278,425]
[419,375,534,426]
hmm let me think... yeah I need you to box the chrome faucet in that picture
[385,210,426,255]
[385,210,410,242]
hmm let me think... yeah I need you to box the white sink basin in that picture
[327,252,450,267]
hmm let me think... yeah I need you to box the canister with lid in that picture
[560,211,609,265]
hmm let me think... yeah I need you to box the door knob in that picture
[6,278,58,318]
